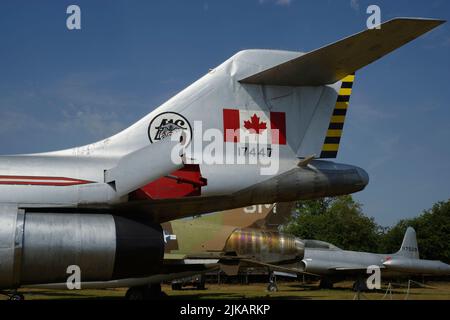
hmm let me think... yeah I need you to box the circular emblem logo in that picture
[148,112,192,145]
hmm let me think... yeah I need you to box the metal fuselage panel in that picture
[383,258,450,276]
[20,213,117,284]
[303,249,387,275]
[303,248,450,278]
[224,228,304,264]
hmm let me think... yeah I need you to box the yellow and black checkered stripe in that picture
[320,73,355,158]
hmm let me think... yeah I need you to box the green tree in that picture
[378,219,412,254]
[382,200,450,262]
[283,195,383,252]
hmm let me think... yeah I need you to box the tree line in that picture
[282,195,450,262]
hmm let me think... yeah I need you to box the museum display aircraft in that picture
[0,18,444,299]
[299,227,450,290]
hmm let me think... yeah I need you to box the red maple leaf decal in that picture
[243,114,267,134]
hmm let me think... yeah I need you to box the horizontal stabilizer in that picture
[105,134,184,197]
[240,18,445,86]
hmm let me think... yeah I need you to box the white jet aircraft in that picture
[0,18,444,298]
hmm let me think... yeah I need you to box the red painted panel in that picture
[223,109,240,142]
[130,164,207,200]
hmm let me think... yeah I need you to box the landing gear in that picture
[0,290,24,301]
[266,272,278,292]
[9,293,24,301]
[171,283,182,291]
[125,283,163,300]
[267,282,278,292]
[319,278,334,289]
[171,274,206,290]
[196,275,206,290]
[352,278,368,292]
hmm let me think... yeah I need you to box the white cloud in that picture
[351,103,397,123]
[0,110,45,134]
[276,0,291,6]
[0,69,146,152]
[259,0,292,6]
[367,135,400,171]
[350,0,360,11]
[58,107,126,141]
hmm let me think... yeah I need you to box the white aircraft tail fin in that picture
[396,227,420,259]
[240,18,445,86]
[42,18,444,164]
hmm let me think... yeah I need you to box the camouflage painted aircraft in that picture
[0,18,444,299]
[162,203,305,282]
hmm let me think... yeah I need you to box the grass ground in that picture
[2,281,450,300]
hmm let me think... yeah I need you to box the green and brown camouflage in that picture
[162,203,295,255]
[162,204,276,256]
[162,202,305,273]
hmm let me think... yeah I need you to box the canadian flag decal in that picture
[223,109,286,145]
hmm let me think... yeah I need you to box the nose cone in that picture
[433,261,450,275]
[282,161,370,201]
[356,167,369,188]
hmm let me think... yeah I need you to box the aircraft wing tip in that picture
[388,17,446,26]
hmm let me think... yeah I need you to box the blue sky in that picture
[0,0,449,226]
